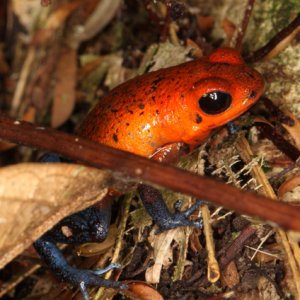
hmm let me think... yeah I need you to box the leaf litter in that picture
[0,0,300,299]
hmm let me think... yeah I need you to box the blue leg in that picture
[35,153,125,299]
[34,236,126,300]
[138,184,203,232]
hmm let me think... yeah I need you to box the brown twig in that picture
[232,0,255,52]
[219,225,257,269]
[270,158,300,185]
[1,115,300,231]
[256,122,300,161]
[261,97,295,126]
[246,13,300,63]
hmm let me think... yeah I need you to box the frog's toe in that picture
[66,265,126,300]
[180,199,204,218]
[156,200,203,232]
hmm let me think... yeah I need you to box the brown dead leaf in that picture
[257,276,281,300]
[0,163,115,269]
[51,46,77,127]
[122,281,164,300]
[68,0,123,45]
[278,175,300,202]
[32,0,83,45]
[221,261,239,288]
[12,0,41,32]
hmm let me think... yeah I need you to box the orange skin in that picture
[77,48,264,159]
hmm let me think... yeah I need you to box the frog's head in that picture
[182,47,264,144]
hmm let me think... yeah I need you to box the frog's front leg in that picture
[138,184,203,232]
[140,142,203,232]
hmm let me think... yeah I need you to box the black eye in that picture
[199,91,232,115]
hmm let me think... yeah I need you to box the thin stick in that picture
[219,225,256,269]
[94,193,132,300]
[250,229,274,260]
[232,0,255,52]
[246,13,300,63]
[1,115,300,231]
[245,245,280,259]
[201,204,220,283]
[236,134,300,298]
[10,47,35,116]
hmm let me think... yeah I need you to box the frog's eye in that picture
[199,91,232,115]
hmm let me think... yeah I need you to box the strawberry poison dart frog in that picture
[34,47,264,299]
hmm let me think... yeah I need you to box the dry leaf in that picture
[32,0,83,45]
[69,0,123,45]
[221,261,239,288]
[257,276,281,300]
[45,0,82,30]
[0,163,115,269]
[51,46,77,127]
[12,0,42,32]
[145,229,177,284]
[278,175,300,202]
[122,281,164,300]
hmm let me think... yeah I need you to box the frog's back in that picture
[77,60,203,156]
[77,48,264,157]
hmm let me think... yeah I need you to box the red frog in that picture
[34,47,264,300]
[78,48,264,159]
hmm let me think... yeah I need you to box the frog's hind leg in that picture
[35,153,125,299]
